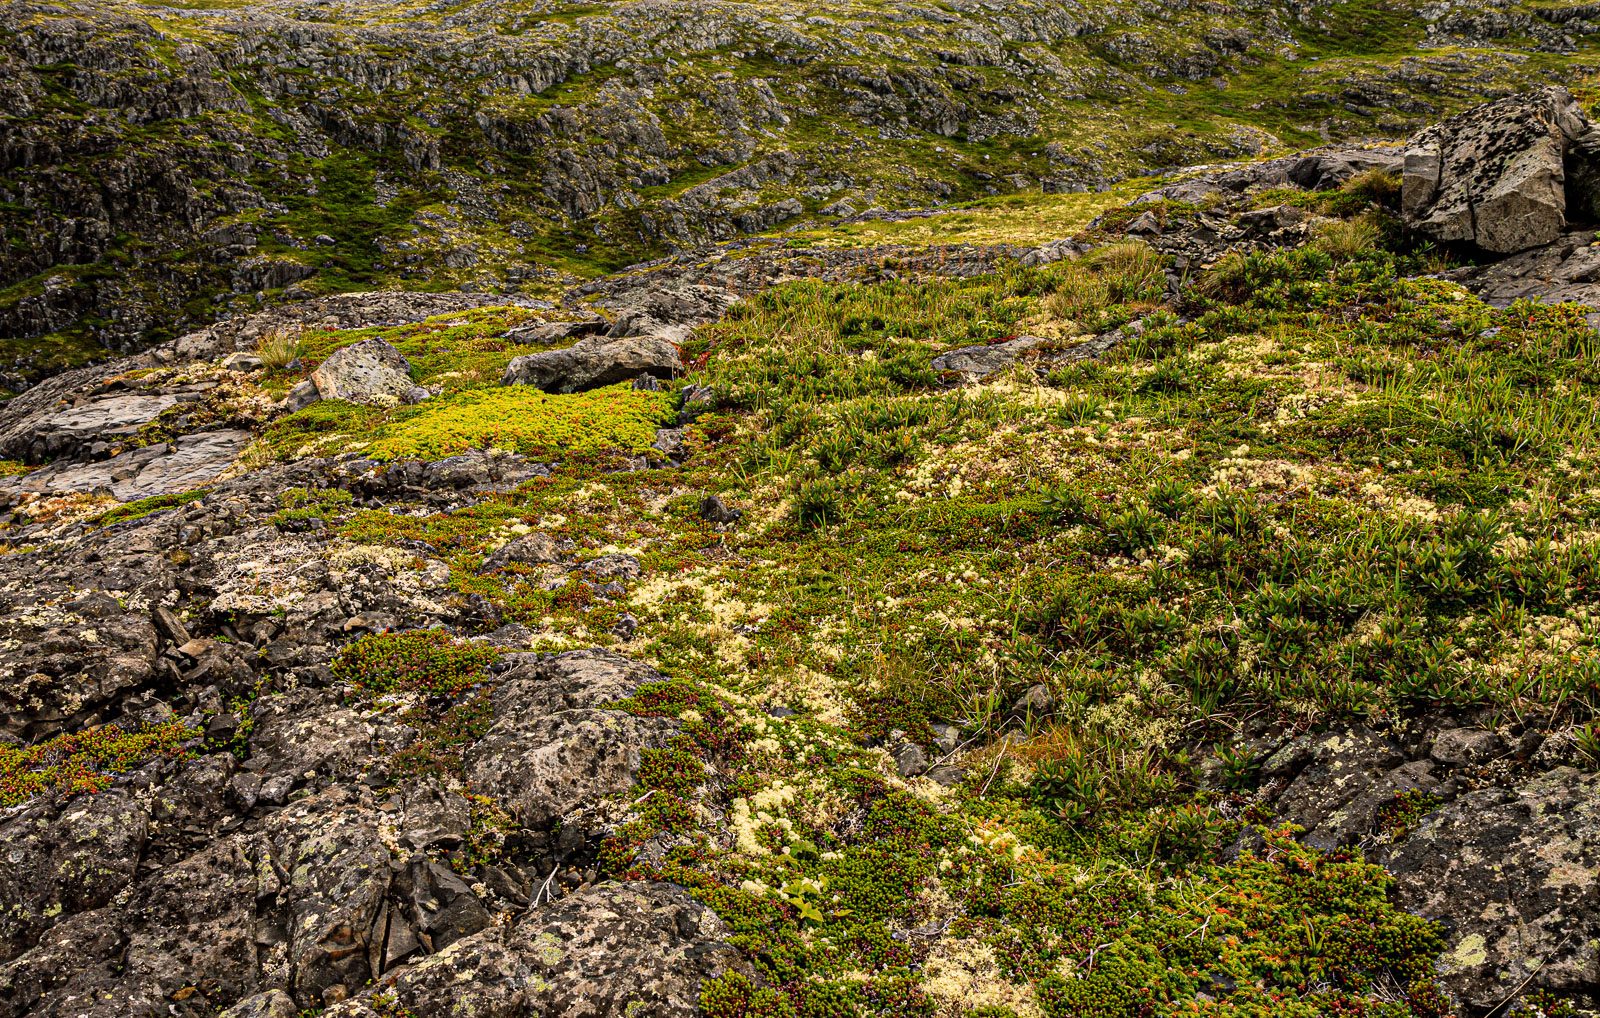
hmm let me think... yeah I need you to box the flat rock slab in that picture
[0,428,251,499]
[933,330,1126,384]
[0,392,180,463]
[1285,147,1402,191]
[502,335,680,392]
[932,336,1049,382]
[1445,229,1600,307]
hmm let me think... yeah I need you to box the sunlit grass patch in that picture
[262,384,675,462]
[776,185,1155,250]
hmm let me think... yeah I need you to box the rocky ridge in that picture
[3,0,1599,382]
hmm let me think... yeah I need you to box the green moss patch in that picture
[292,306,550,390]
[88,489,208,527]
[330,630,500,697]
[0,721,198,806]
[361,383,674,461]
[263,385,672,462]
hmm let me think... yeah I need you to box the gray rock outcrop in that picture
[501,336,681,392]
[1375,768,1600,1011]
[1402,85,1600,253]
[931,336,1050,382]
[318,882,753,1018]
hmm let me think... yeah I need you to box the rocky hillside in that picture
[5,0,1600,384]
[0,85,1599,1018]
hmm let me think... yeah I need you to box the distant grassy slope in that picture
[2,0,1598,381]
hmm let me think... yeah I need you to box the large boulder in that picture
[1402,85,1600,253]
[464,696,682,829]
[500,335,681,392]
[308,339,414,404]
[1375,767,1600,1011]
[599,284,741,345]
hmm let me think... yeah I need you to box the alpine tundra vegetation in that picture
[3,2,1600,1018]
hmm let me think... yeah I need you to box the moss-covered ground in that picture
[166,178,1591,1016]
[13,173,1600,1015]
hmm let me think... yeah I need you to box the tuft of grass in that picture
[1044,241,1168,327]
[254,326,304,370]
[1341,167,1402,208]
[1044,270,1111,324]
[1085,240,1168,300]
[1313,217,1382,261]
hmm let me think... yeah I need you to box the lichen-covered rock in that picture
[323,881,755,1018]
[216,991,297,1018]
[0,602,161,741]
[501,335,681,393]
[1375,767,1600,1010]
[512,881,754,1016]
[462,650,681,828]
[1263,727,1442,851]
[0,835,263,1018]
[1402,85,1600,253]
[479,531,563,573]
[466,709,681,828]
[266,789,395,1006]
[0,793,148,960]
[308,338,414,405]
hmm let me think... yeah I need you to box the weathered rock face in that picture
[1259,727,1440,852]
[501,335,682,392]
[308,338,414,404]
[1286,147,1403,191]
[1443,227,1600,307]
[1402,85,1600,253]
[465,651,684,828]
[313,882,752,1018]
[0,793,149,960]
[1375,768,1600,1011]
